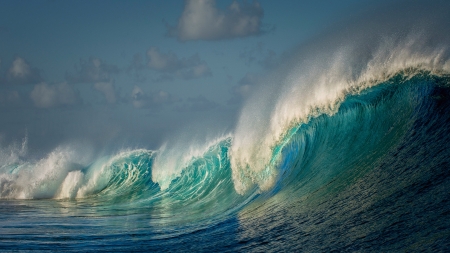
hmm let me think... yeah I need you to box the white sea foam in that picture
[56,170,84,199]
[0,140,96,199]
[0,146,81,199]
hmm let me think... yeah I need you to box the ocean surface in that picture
[2,3,450,251]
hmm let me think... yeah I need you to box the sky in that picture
[0,0,392,155]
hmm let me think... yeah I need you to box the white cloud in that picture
[30,82,80,108]
[146,47,212,80]
[147,47,179,71]
[94,81,117,104]
[169,0,264,41]
[6,57,42,85]
[9,57,30,77]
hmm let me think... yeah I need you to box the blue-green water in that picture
[1,72,450,251]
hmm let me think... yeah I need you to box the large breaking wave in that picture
[1,67,449,212]
[1,1,450,251]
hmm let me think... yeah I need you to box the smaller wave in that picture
[0,146,83,199]
[71,149,156,200]
[159,138,253,215]
[0,135,251,207]
[152,135,232,190]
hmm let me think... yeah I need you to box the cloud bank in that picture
[168,0,264,41]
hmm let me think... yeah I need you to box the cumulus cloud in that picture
[168,0,264,41]
[176,95,218,112]
[146,47,211,80]
[131,85,179,109]
[6,57,42,85]
[30,82,80,108]
[66,57,119,83]
[94,81,117,104]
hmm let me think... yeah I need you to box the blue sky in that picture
[0,0,390,153]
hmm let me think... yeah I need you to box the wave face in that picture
[2,3,450,251]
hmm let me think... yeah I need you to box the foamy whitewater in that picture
[1,2,450,251]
